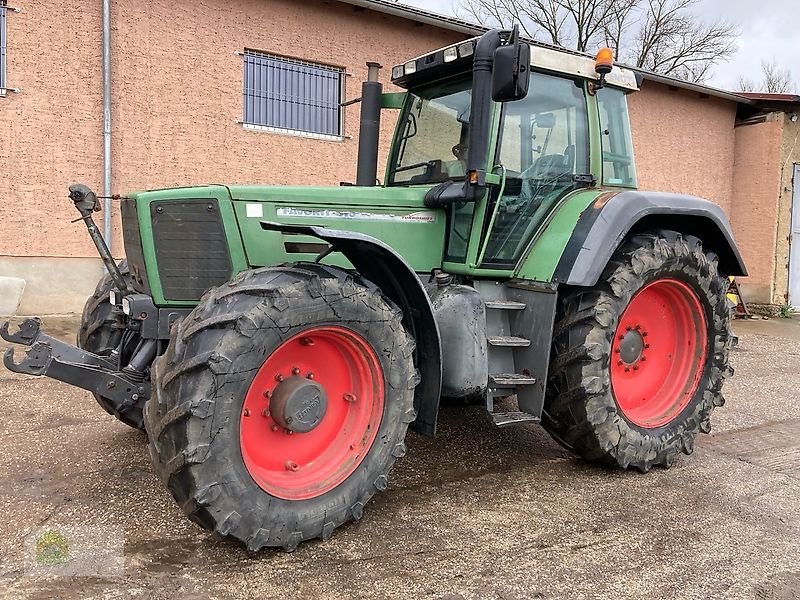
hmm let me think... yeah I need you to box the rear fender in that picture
[261,221,443,436]
[553,191,747,286]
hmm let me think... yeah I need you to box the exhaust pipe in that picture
[356,62,383,186]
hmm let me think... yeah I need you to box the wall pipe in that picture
[102,0,112,255]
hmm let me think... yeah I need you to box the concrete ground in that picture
[0,316,798,600]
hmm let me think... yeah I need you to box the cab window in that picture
[597,87,637,187]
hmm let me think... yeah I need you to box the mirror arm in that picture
[464,29,505,199]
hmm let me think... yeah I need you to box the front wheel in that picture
[144,265,417,551]
[543,231,733,472]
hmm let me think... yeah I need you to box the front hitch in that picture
[68,184,132,294]
[2,318,150,409]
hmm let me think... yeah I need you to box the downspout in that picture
[102,0,112,255]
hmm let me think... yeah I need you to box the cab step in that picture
[485,300,526,310]
[490,373,537,386]
[492,411,542,427]
[487,336,531,347]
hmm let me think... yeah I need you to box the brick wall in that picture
[0,1,104,259]
[730,115,784,303]
[628,80,737,215]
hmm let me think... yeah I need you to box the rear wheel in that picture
[78,260,145,429]
[543,231,733,472]
[144,265,417,551]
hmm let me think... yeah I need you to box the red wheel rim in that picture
[610,279,708,428]
[240,326,384,500]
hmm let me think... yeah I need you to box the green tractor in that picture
[2,28,744,551]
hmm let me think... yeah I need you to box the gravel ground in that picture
[0,316,798,600]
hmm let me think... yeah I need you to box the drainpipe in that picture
[102,0,112,255]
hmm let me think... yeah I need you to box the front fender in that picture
[260,221,443,436]
[553,191,747,286]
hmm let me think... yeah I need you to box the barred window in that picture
[243,51,344,139]
[0,1,7,92]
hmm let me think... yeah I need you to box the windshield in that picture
[388,76,472,186]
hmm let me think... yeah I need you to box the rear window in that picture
[597,87,637,188]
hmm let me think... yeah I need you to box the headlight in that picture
[457,41,475,58]
[121,297,131,316]
[403,60,417,75]
[109,290,118,306]
[391,65,404,79]
[443,47,458,63]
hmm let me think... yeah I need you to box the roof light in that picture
[391,65,404,79]
[404,60,417,75]
[443,46,458,63]
[595,47,614,75]
[457,41,474,58]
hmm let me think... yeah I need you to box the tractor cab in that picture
[385,33,639,274]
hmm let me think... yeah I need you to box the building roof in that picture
[738,92,800,103]
[337,0,758,106]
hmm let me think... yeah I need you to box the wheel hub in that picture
[269,376,328,433]
[618,328,644,364]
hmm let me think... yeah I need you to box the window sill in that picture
[241,122,345,143]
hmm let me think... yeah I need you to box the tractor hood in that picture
[124,184,446,305]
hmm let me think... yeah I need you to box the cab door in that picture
[477,73,591,269]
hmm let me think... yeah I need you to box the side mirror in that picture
[491,26,530,102]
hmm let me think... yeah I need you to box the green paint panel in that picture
[514,189,607,281]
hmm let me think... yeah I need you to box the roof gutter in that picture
[623,67,753,105]
[337,0,486,35]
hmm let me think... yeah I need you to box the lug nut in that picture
[642,331,648,337]
[633,366,639,371]
[617,360,623,366]
[262,409,270,417]
[292,367,300,375]
[243,408,251,417]
[300,337,315,346]
[635,324,641,330]
[626,325,632,331]
[264,390,272,398]
[615,348,621,353]
[618,335,625,340]
[644,344,650,349]
[624,367,630,372]
[641,356,647,362]
[285,461,299,472]
[287,430,294,435]
[275,374,284,382]
[343,393,357,403]
[271,424,279,431]
[306,372,314,380]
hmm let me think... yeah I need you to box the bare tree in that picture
[456,0,737,83]
[737,59,795,94]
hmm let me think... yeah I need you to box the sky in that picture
[397,0,800,92]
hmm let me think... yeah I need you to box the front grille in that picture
[121,198,150,294]
[151,200,233,300]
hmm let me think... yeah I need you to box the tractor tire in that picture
[144,264,418,551]
[78,260,146,430]
[543,230,733,472]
